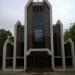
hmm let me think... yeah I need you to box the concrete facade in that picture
[2,0,75,72]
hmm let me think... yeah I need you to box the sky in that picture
[0,0,75,35]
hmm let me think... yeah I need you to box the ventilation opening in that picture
[33,6,44,12]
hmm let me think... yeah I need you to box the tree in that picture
[0,29,12,49]
[64,23,75,43]
[0,29,13,68]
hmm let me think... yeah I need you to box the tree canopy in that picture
[0,29,13,58]
[64,23,75,43]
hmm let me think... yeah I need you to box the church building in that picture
[2,0,75,72]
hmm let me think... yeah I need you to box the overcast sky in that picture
[0,0,75,35]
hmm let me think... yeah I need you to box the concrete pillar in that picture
[51,26,55,70]
[69,39,75,69]
[2,39,11,71]
[61,22,65,70]
[57,20,66,70]
[43,0,54,70]
[13,22,17,71]
[24,0,33,71]
[2,41,7,71]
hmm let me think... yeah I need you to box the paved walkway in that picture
[0,71,75,75]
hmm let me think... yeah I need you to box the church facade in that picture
[2,0,75,72]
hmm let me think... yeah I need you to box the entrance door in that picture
[26,55,52,72]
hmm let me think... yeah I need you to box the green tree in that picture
[64,23,75,43]
[0,29,13,68]
[0,29,12,49]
